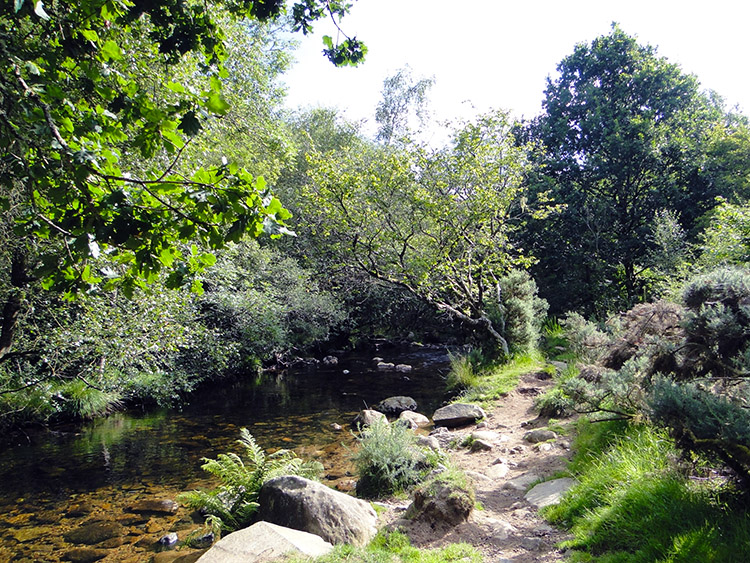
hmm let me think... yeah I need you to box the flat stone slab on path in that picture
[196,521,333,563]
[524,478,578,508]
[502,472,541,492]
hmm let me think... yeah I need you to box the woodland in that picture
[4,2,750,548]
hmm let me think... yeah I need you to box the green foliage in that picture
[445,354,480,391]
[0,239,344,428]
[57,380,123,419]
[524,25,729,315]
[287,530,482,563]
[559,312,611,363]
[545,420,750,562]
[535,385,577,418]
[679,266,750,379]
[549,267,750,483]
[698,200,750,268]
[352,419,444,498]
[1,0,336,297]
[179,428,323,535]
[375,67,435,145]
[302,109,540,356]
[496,269,548,354]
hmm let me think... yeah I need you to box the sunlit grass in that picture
[455,351,549,407]
[544,419,750,562]
[287,530,482,563]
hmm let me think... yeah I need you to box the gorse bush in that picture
[179,428,322,537]
[352,418,443,498]
[550,266,750,485]
[496,269,549,355]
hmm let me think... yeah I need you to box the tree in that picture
[375,67,434,145]
[0,0,364,361]
[302,111,542,355]
[523,25,724,314]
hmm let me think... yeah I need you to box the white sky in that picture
[282,0,750,137]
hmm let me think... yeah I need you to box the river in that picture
[0,344,452,562]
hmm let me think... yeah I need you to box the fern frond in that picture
[238,427,266,466]
[178,428,322,537]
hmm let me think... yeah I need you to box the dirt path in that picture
[381,371,574,562]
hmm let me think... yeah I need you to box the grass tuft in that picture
[543,419,750,562]
[286,530,482,562]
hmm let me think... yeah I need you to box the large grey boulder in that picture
[432,403,486,427]
[196,521,333,563]
[258,476,377,547]
[373,396,417,415]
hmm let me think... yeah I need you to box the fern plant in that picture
[179,428,322,537]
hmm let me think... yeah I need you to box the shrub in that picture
[560,312,611,363]
[497,269,549,354]
[352,419,443,498]
[178,428,323,536]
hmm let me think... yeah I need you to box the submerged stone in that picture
[128,499,179,515]
[62,547,108,563]
[63,522,123,545]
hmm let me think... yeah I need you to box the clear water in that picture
[0,346,451,561]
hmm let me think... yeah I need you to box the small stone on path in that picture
[523,429,557,443]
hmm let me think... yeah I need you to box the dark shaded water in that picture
[0,345,451,562]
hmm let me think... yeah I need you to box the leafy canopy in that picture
[302,110,539,354]
[1,0,364,297]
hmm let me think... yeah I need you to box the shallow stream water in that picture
[0,345,451,562]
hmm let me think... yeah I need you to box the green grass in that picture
[543,419,750,562]
[286,530,482,563]
[445,354,480,391]
[454,351,548,407]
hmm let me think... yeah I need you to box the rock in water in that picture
[159,532,179,546]
[432,403,486,427]
[373,396,417,415]
[351,409,386,429]
[196,521,332,563]
[399,410,430,427]
[258,475,377,547]
[62,548,108,563]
